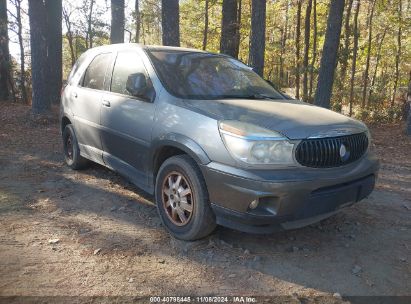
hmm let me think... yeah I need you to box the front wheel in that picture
[155,155,216,241]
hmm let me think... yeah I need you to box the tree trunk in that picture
[220,0,239,58]
[407,71,411,135]
[302,0,312,102]
[63,7,76,66]
[247,0,252,56]
[45,0,62,105]
[141,12,146,44]
[279,0,290,86]
[361,0,376,108]
[84,0,94,49]
[0,0,10,101]
[308,0,317,101]
[369,29,386,102]
[249,0,266,77]
[161,0,180,46]
[233,0,242,58]
[336,0,353,107]
[15,0,28,103]
[314,0,345,109]
[29,0,50,114]
[75,32,78,58]
[135,0,141,43]
[295,0,302,99]
[349,0,360,116]
[111,0,125,44]
[87,0,95,48]
[203,0,209,50]
[391,0,402,106]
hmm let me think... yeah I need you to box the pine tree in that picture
[349,0,360,116]
[249,0,266,77]
[220,0,239,58]
[46,0,62,105]
[295,0,302,99]
[0,0,10,101]
[302,0,312,102]
[111,0,125,44]
[29,0,49,114]
[314,0,345,109]
[135,0,141,43]
[161,0,180,46]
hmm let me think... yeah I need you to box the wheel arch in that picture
[61,116,72,134]
[150,134,211,181]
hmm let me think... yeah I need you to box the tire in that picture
[155,155,216,241]
[63,124,89,170]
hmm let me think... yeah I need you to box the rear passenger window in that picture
[111,51,149,96]
[82,53,112,90]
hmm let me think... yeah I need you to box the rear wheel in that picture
[155,155,216,240]
[63,124,89,170]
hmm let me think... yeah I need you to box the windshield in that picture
[146,49,285,100]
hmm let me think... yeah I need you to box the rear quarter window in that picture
[67,53,88,85]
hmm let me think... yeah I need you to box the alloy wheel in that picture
[162,171,194,226]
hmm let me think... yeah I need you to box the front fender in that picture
[150,133,211,170]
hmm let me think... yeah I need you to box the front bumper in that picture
[200,153,379,233]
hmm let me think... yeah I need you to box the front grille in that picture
[295,132,368,168]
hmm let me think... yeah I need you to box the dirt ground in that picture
[0,103,410,302]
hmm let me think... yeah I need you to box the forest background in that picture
[0,0,410,125]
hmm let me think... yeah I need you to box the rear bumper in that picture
[200,153,379,233]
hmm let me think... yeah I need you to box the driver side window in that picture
[111,51,149,96]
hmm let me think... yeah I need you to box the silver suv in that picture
[60,44,379,240]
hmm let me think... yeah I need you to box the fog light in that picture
[249,199,259,210]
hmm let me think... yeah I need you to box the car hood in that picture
[182,98,367,140]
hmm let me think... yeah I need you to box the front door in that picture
[100,50,156,190]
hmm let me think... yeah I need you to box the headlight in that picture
[218,120,295,165]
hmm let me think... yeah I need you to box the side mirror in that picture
[126,73,148,99]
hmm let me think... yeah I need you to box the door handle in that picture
[72,92,78,98]
[102,100,111,107]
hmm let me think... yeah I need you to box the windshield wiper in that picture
[219,93,278,100]
[250,93,278,100]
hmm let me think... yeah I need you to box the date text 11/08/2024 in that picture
[149,296,257,303]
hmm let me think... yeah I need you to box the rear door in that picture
[100,50,157,190]
[70,52,113,164]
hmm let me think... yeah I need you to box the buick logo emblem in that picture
[339,144,347,159]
